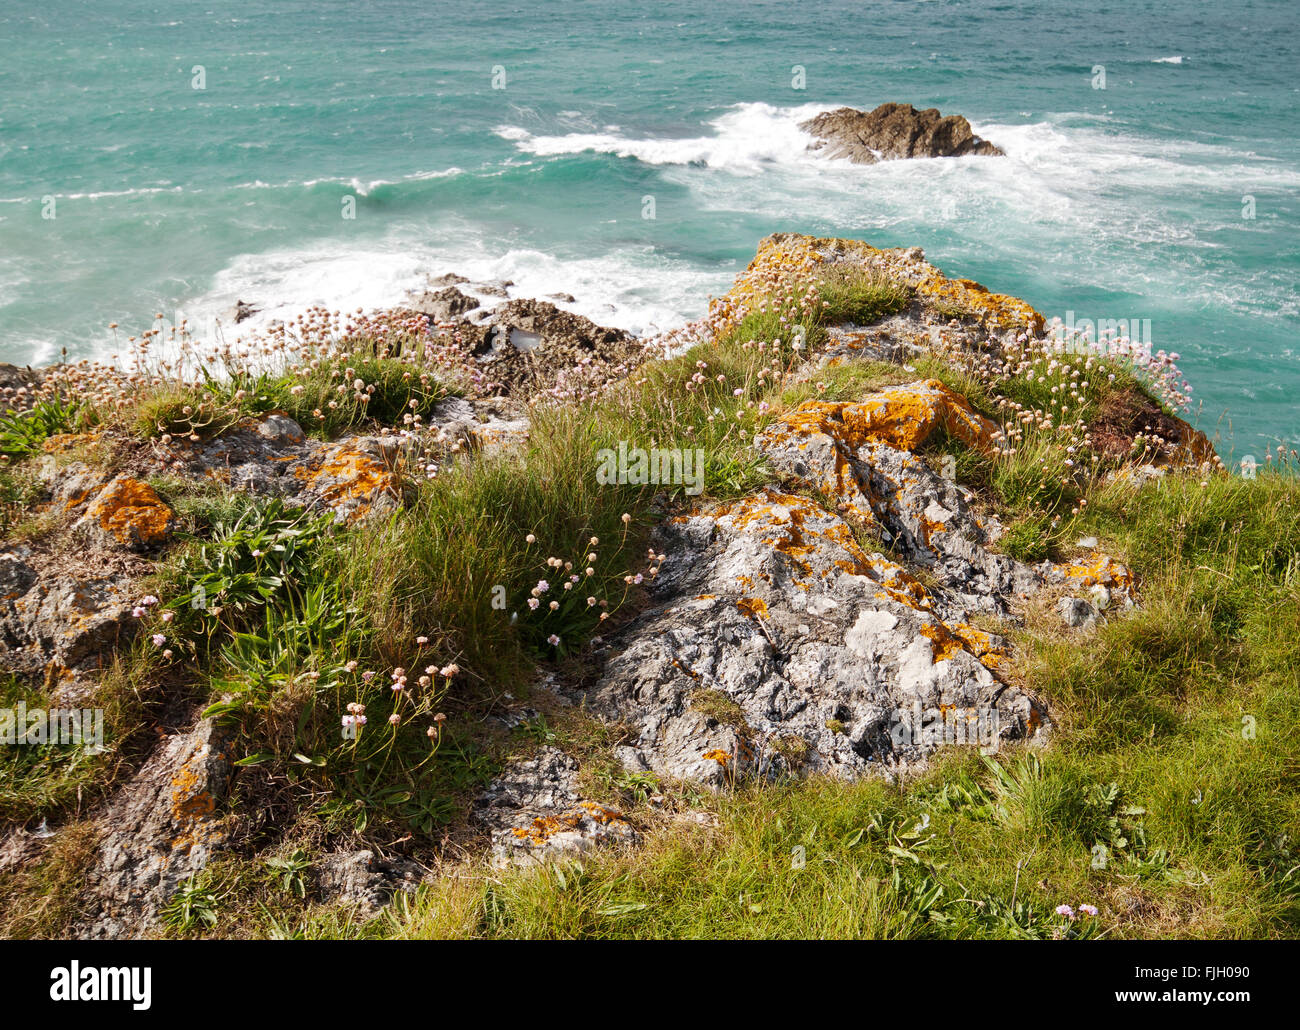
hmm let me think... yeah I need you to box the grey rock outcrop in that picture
[0,548,135,683]
[316,851,425,918]
[406,286,481,324]
[473,747,637,868]
[82,718,234,939]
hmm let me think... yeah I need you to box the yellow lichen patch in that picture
[709,235,829,334]
[1062,553,1135,596]
[766,380,998,462]
[87,477,174,547]
[294,443,397,519]
[168,759,220,854]
[509,804,630,846]
[713,490,874,581]
[917,512,947,547]
[61,487,99,512]
[42,432,101,454]
[918,272,1045,334]
[736,596,769,620]
[576,801,627,825]
[951,624,1006,670]
[702,748,732,766]
[919,621,964,663]
[867,556,936,612]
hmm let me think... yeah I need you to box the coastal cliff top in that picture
[2,234,1296,942]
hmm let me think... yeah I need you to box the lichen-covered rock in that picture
[0,548,134,678]
[76,475,175,550]
[81,718,235,939]
[316,851,426,918]
[473,747,637,868]
[153,400,523,523]
[717,233,1044,338]
[756,380,1038,618]
[574,487,1044,787]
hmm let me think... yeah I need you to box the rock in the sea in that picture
[222,299,259,324]
[800,103,1004,164]
[469,279,513,298]
[426,272,470,288]
[406,286,480,324]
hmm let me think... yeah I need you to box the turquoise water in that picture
[1,0,1296,454]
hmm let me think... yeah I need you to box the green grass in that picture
[366,468,1300,940]
[0,658,148,825]
[818,266,914,327]
[132,358,456,442]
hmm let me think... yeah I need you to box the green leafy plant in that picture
[162,875,222,932]
[0,396,84,458]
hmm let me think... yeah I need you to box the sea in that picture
[2,0,1297,454]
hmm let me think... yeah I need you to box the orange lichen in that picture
[736,596,769,620]
[919,621,964,663]
[951,624,1005,670]
[87,477,174,547]
[1062,553,1135,595]
[294,443,397,519]
[713,490,874,582]
[917,272,1045,334]
[42,432,101,454]
[168,758,220,853]
[780,380,999,455]
[508,803,630,846]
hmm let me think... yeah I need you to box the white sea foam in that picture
[155,228,729,362]
[496,102,839,174]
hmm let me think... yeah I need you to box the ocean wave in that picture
[496,102,838,173]
[152,233,727,361]
[1151,55,1185,64]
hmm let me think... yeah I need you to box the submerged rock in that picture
[800,103,1004,164]
[222,300,260,324]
